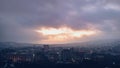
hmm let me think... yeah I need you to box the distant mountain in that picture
[0,42,34,48]
[0,39,120,48]
[53,38,120,47]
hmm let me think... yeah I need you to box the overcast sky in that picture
[0,0,120,44]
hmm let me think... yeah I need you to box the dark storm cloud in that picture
[0,0,120,43]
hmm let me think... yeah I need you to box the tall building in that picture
[43,45,49,50]
[43,45,50,52]
[61,49,72,63]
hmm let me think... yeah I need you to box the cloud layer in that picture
[0,0,120,43]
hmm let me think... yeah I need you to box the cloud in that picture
[0,0,120,43]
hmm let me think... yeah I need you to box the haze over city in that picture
[0,0,120,44]
[1,1,120,68]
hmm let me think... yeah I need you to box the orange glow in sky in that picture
[35,26,98,44]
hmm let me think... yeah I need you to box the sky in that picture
[0,0,120,44]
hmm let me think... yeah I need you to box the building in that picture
[61,49,72,63]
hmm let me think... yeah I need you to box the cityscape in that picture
[0,41,120,68]
[1,0,120,68]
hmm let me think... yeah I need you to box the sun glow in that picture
[35,26,98,43]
